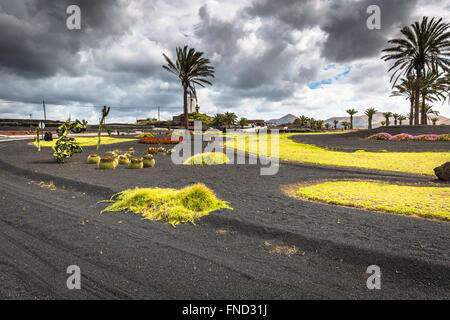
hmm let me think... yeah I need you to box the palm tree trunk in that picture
[409,97,414,125]
[350,116,353,130]
[183,86,188,130]
[368,117,372,129]
[414,71,421,125]
[421,94,427,125]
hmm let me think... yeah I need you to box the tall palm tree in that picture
[382,17,450,125]
[391,76,416,125]
[298,115,309,127]
[162,46,215,129]
[364,108,377,129]
[346,109,358,129]
[382,112,392,126]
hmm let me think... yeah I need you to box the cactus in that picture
[128,157,143,169]
[53,118,87,163]
[35,126,41,152]
[97,106,110,151]
[88,154,100,164]
[98,156,117,169]
[143,154,155,168]
[118,155,130,165]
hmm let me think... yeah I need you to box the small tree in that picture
[238,117,249,128]
[224,112,237,128]
[382,112,392,126]
[346,109,358,129]
[364,108,377,129]
[380,120,386,126]
[333,120,339,130]
[398,115,407,125]
[392,113,400,126]
[431,117,439,125]
[340,121,350,130]
[97,106,110,151]
[324,123,330,130]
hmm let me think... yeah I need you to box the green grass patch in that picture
[294,181,450,220]
[100,183,232,226]
[226,133,449,176]
[183,152,230,165]
[34,136,136,147]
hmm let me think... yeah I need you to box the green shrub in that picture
[118,155,130,165]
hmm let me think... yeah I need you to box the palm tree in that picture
[238,117,249,128]
[333,120,339,130]
[324,123,331,130]
[346,109,358,129]
[298,115,309,127]
[424,105,440,125]
[316,120,324,130]
[364,108,377,129]
[340,121,350,130]
[224,112,237,128]
[212,113,226,127]
[431,117,439,125]
[382,17,450,125]
[392,113,400,126]
[380,120,386,126]
[382,112,392,126]
[391,76,417,125]
[162,46,215,129]
[398,115,407,125]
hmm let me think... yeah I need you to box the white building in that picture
[187,91,198,113]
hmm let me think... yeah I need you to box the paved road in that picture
[0,139,449,299]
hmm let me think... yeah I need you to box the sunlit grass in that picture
[33,136,137,147]
[183,152,230,165]
[294,181,450,220]
[100,183,232,226]
[226,133,449,176]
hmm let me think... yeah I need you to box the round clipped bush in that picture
[87,154,100,164]
[143,154,156,168]
[118,155,130,165]
[98,156,117,170]
[128,157,143,169]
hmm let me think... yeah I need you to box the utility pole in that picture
[42,100,47,121]
[29,113,32,131]
[158,106,160,121]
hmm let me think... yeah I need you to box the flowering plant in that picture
[368,132,449,141]
[138,136,183,144]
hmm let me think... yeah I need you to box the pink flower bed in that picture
[368,132,450,141]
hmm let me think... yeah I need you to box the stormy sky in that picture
[0,0,448,123]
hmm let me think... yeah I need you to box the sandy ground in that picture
[0,134,449,299]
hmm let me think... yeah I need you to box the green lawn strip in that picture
[100,183,232,226]
[226,133,449,176]
[33,136,137,147]
[295,181,450,221]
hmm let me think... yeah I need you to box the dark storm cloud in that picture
[0,0,130,78]
[245,0,419,62]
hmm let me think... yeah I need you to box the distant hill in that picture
[324,112,450,128]
[267,114,298,126]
